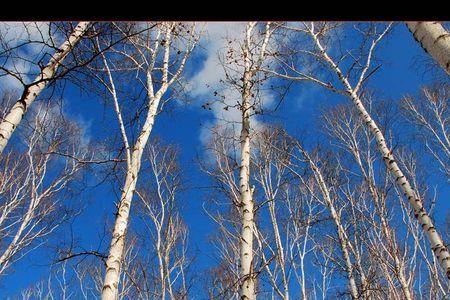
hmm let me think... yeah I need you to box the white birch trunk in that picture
[100,22,198,299]
[0,21,90,154]
[406,22,450,75]
[236,22,273,299]
[0,203,34,271]
[306,154,359,300]
[268,203,289,300]
[239,68,256,300]
[238,22,265,300]
[101,95,161,300]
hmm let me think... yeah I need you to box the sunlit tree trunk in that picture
[101,95,162,299]
[100,22,197,300]
[406,22,450,75]
[237,22,273,300]
[0,21,90,154]
[239,32,256,300]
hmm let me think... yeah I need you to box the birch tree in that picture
[203,22,276,299]
[322,102,414,299]
[406,22,450,75]
[252,127,333,299]
[202,125,245,300]
[394,149,450,298]
[237,22,264,299]
[401,84,450,180]
[0,100,89,277]
[231,22,277,300]
[91,22,198,300]
[252,128,292,300]
[0,21,91,154]
[290,143,362,299]
[135,140,191,299]
[270,22,450,281]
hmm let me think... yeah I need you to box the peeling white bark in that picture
[0,21,90,154]
[239,41,256,300]
[238,22,272,300]
[406,22,450,75]
[239,85,255,300]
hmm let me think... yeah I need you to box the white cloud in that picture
[0,22,53,91]
[188,22,245,97]
[188,22,276,149]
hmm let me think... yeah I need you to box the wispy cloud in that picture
[0,22,53,91]
[188,22,246,98]
[187,22,276,148]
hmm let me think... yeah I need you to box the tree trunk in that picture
[0,21,90,154]
[406,22,450,75]
[239,68,256,300]
[0,200,34,272]
[268,202,289,300]
[101,95,161,300]
[306,155,359,300]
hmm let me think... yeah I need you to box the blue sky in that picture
[0,22,449,298]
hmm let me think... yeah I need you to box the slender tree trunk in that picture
[101,95,161,300]
[237,22,267,300]
[100,22,196,299]
[239,68,256,300]
[302,149,359,300]
[406,22,450,75]
[156,210,166,300]
[299,223,310,300]
[268,202,289,300]
[0,21,90,154]
[0,201,34,271]
[157,239,166,300]
[322,195,359,300]
[374,191,412,300]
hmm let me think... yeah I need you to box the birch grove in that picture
[266,21,450,283]
[0,21,450,299]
